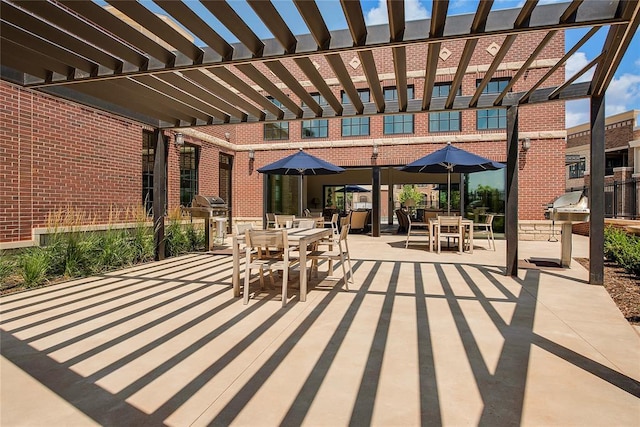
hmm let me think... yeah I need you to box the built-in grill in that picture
[190,195,228,217]
[186,195,228,250]
[545,190,590,222]
[543,191,590,267]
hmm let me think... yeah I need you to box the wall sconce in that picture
[521,137,531,152]
[224,132,231,141]
[372,143,379,156]
[175,133,184,146]
[248,149,255,160]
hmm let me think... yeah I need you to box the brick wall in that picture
[1,82,147,243]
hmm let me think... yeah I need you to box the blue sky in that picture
[138,0,640,127]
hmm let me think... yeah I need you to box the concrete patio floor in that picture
[1,233,639,426]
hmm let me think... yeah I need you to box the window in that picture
[476,78,510,130]
[606,150,628,176]
[142,130,154,214]
[341,90,370,136]
[180,145,199,207]
[569,158,586,179]
[429,83,461,132]
[264,97,289,140]
[302,93,328,138]
[383,86,414,134]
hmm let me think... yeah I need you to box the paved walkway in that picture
[1,234,639,426]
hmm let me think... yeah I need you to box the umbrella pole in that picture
[299,175,304,216]
[447,171,451,215]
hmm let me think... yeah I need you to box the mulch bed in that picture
[575,258,640,325]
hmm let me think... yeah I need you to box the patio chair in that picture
[296,219,317,229]
[265,212,277,229]
[243,229,298,307]
[435,215,463,254]
[350,210,369,233]
[405,215,431,249]
[303,208,311,217]
[275,214,296,228]
[474,214,495,250]
[307,223,353,289]
[395,209,409,233]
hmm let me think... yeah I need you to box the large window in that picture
[264,97,289,140]
[142,130,154,214]
[569,158,586,179]
[180,145,199,207]
[476,78,509,130]
[302,93,328,138]
[429,83,461,132]
[383,86,414,134]
[341,89,370,136]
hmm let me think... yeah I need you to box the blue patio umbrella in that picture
[258,148,345,214]
[400,142,505,214]
[257,148,345,176]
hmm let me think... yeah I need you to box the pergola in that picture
[1,0,638,283]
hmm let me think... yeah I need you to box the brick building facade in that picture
[566,110,640,219]
[1,32,567,248]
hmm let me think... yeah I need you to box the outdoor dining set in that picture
[231,214,354,307]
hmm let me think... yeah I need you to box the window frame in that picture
[476,78,510,130]
[341,89,370,137]
[429,83,461,132]
[383,86,415,135]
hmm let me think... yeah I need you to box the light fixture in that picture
[248,149,255,160]
[372,143,379,156]
[175,133,184,146]
[224,132,231,141]
[521,137,531,152]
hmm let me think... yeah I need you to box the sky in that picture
[137,0,640,128]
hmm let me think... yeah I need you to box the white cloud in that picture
[565,73,640,127]
[566,99,590,128]
[365,0,429,25]
[604,73,640,115]
[565,52,594,83]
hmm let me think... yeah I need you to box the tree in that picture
[398,185,422,206]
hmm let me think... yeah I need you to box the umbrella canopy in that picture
[257,148,345,175]
[400,142,505,214]
[257,149,344,215]
[335,185,369,193]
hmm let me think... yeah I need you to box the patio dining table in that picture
[232,227,331,302]
[428,218,474,253]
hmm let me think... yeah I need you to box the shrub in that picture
[96,228,134,271]
[604,226,640,276]
[165,219,190,257]
[185,223,205,251]
[130,223,154,263]
[19,248,50,287]
[0,251,15,283]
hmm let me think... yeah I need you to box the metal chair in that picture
[405,215,431,249]
[474,214,495,250]
[307,223,353,289]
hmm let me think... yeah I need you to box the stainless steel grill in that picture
[186,195,228,250]
[543,191,590,267]
[545,191,590,222]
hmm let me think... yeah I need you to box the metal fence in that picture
[569,178,638,219]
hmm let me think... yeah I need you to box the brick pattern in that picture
[1,31,566,244]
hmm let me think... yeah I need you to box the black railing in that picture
[568,178,638,219]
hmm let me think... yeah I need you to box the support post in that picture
[153,130,167,261]
[590,95,605,284]
[506,106,519,276]
[372,166,381,237]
